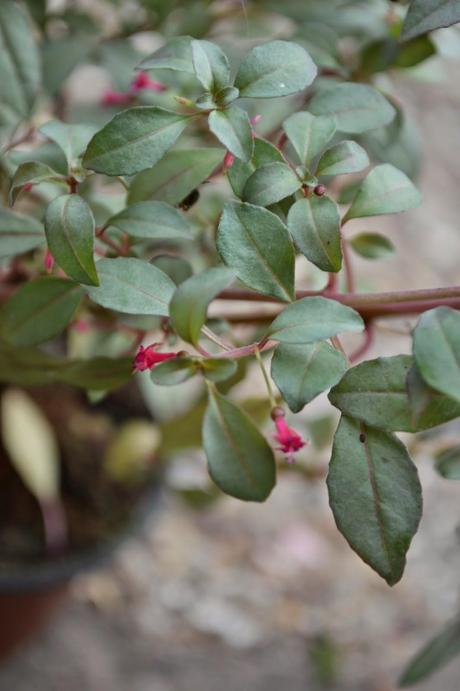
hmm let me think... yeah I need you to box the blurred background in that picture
[1,1,460,689]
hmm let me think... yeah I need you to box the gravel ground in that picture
[1,64,460,691]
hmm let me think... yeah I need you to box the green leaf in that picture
[287,196,342,272]
[329,355,460,433]
[44,194,99,286]
[413,307,460,404]
[435,446,460,481]
[0,0,41,126]
[201,358,238,383]
[349,232,395,260]
[208,106,253,162]
[227,137,284,199]
[191,39,231,93]
[406,363,436,428]
[402,0,460,41]
[309,83,395,134]
[87,257,175,316]
[138,36,194,73]
[170,267,235,345]
[399,617,460,686]
[152,255,193,285]
[343,164,421,222]
[396,34,436,67]
[271,342,347,413]
[327,415,422,586]
[0,277,84,346]
[203,388,276,502]
[0,208,45,258]
[59,356,133,390]
[267,297,364,343]
[235,40,317,98]
[127,148,224,205]
[83,107,192,176]
[283,112,336,167]
[316,141,369,177]
[40,120,98,169]
[1,388,60,503]
[242,162,301,207]
[105,201,192,241]
[217,201,295,302]
[9,161,64,205]
[150,357,199,386]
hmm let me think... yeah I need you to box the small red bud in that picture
[314,184,326,197]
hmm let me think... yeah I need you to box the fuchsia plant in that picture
[1,0,460,685]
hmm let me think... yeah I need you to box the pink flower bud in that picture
[44,249,54,273]
[133,344,178,373]
[101,90,134,107]
[131,72,167,93]
[224,151,235,169]
[272,409,307,463]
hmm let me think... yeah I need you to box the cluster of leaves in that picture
[1,0,460,685]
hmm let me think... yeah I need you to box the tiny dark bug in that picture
[359,433,366,443]
[178,188,200,211]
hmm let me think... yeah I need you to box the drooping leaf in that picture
[9,161,64,205]
[170,267,235,345]
[1,388,60,502]
[327,415,422,585]
[316,140,369,177]
[282,111,336,167]
[44,194,99,286]
[217,201,295,302]
[349,232,395,260]
[127,148,224,205]
[343,164,421,222]
[287,196,342,272]
[329,355,460,432]
[208,106,253,162]
[40,120,98,169]
[413,307,460,404]
[83,107,192,176]
[399,616,460,687]
[235,40,317,98]
[203,388,276,502]
[150,357,199,386]
[309,83,395,134]
[271,342,347,413]
[87,257,175,315]
[243,162,301,207]
[191,39,231,93]
[0,208,45,258]
[0,0,41,127]
[105,201,192,241]
[402,0,460,41]
[227,137,284,198]
[137,36,194,73]
[0,277,84,346]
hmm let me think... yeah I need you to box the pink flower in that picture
[131,72,167,93]
[223,151,235,169]
[273,411,307,464]
[22,183,33,193]
[101,90,134,107]
[44,249,54,273]
[133,344,177,372]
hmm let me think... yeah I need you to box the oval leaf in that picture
[267,297,364,344]
[87,257,175,316]
[227,137,284,199]
[413,307,460,404]
[402,0,460,40]
[283,111,336,167]
[40,120,98,169]
[271,341,347,413]
[217,201,295,302]
[105,201,192,241]
[0,208,45,258]
[203,388,276,502]
[399,616,460,687]
[344,164,421,222]
[150,357,199,386]
[349,232,395,260]
[83,107,192,176]
[191,39,231,93]
[138,36,194,73]
[235,40,317,98]
[243,162,301,207]
[316,140,369,177]
[309,83,395,134]
[170,267,235,345]
[327,415,422,585]
[329,355,460,432]
[208,106,253,162]
[0,277,84,346]
[288,196,342,272]
[44,194,99,286]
